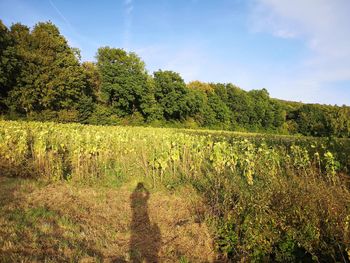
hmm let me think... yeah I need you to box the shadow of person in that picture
[129,182,161,263]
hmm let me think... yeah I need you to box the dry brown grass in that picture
[0,176,216,262]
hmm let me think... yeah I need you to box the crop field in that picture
[0,120,350,262]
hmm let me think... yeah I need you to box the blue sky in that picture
[1,0,349,105]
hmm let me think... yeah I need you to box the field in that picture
[1,120,350,262]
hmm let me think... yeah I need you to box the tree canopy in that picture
[0,20,349,138]
[6,22,88,114]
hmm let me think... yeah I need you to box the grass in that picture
[0,176,216,262]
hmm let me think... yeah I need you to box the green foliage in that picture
[153,70,190,120]
[87,104,120,125]
[216,220,238,256]
[323,151,340,184]
[186,87,208,125]
[225,84,253,126]
[7,22,87,114]
[76,95,95,123]
[207,92,231,128]
[57,109,79,123]
[97,47,154,118]
[81,61,101,101]
[295,104,330,137]
[0,19,349,138]
[0,20,18,111]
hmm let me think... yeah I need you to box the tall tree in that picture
[187,81,211,125]
[8,22,87,113]
[0,20,18,111]
[207,92,231,128]
[187,81,231,127]
[96,47,154,118]
[153,70,190,121]
[226,85,253,127]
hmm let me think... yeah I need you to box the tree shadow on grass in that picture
[129,182,161,263]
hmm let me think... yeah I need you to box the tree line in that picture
[0,20,349,137]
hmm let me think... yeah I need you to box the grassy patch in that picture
[0,176,215,262]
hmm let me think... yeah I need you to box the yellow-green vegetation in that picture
[0,120,350,262]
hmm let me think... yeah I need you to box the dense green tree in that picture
[207,92,231,128]
[140,76,163,121]
[333,106,350,137]
[7,23,35,113]
[213,83,228,103]
[0,20,18,111]
[153,70,190,120]
[81,61,100,101]
[187,81,231,127]
[8,22,87,113]
[294,104,331,137]
[96,47,154,118]
[248,89,276,128]
[302,105,350,138]
[187,81,214,94]
[226,85,253,127]
[187,81,212,125]
[271,101,286,128]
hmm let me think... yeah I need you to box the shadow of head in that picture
[132,182,150,203]
[112,256,127,263]
[136,182,146,191]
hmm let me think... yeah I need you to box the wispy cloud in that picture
[135,43,207,81]
[47,0,100,60]
[123,0,134,49]
[249,0,350,105]
[48,0,82,49]
[48,0,74,31]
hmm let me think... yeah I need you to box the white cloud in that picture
[250,0,350,105]
[273,29,297,39]
[135,43,207,81]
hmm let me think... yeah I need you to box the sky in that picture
[0,0,349,105]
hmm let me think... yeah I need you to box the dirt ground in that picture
[0,176,216,262]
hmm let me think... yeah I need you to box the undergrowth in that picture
[0,120,349,261]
